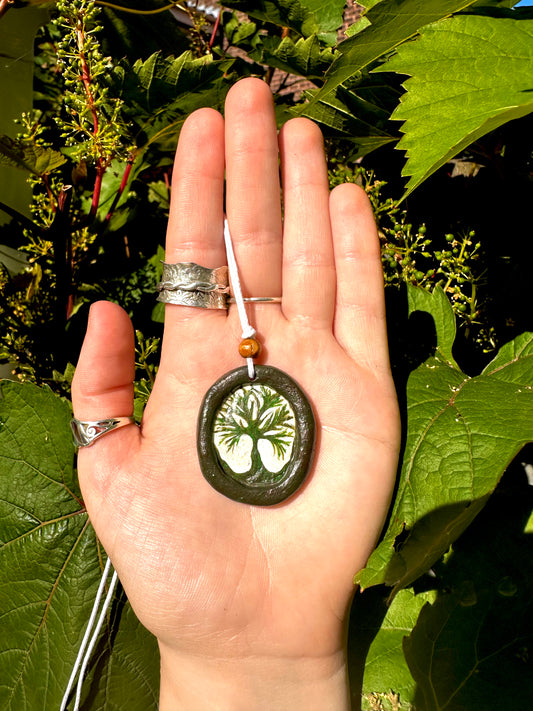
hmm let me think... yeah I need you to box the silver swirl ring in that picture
[70,417,136,448]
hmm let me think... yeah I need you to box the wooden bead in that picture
[239,337,261,358]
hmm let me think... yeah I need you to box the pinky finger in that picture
[330,183,390,372]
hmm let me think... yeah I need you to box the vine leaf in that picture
[123,51,234,151]
[314,0,479,103]
[299,73,399,159]
[0,244,29,276]
[248,34,336,80]
[0,135,66,175]
[356,285,533,595]
[0,381,159,710]
[377,13,533,196]
[222,0,345,40]
[297,0,347,40]
[403,480,533,710]
[360,588,435,710]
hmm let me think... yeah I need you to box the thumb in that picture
[71,301,140,497]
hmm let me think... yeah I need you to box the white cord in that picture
[73,569,119,710]
[223,218,256,379]
[60,558,118,711]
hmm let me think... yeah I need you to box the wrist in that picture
[158,643,350,711]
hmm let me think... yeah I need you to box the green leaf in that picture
[0,4,49,224]
[361,588,436,709]
[378,13,533,195]
[404,479,533,710]
[407,285,458,368]
[298,0,346,39]
[222,0,319,37]
[0,381,159,710]
[299,75,399,158]
[0,244,29,277]
[0,135,67,176]
[356,286,533,595]
[99,0,190,64]
[248,34,336,79]
[314,0,479,104]
[223,0,347,40]
[124,51,233,150]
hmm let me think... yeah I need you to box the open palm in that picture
[72,78,400,708]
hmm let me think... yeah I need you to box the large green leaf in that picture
[404,477,533,710]
[377,12,533,196]
[0,381,159,710]
[313,0,479,103]
[360,588,435,710]
[356,286,533,594]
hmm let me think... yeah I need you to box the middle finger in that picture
[224,78,283,301]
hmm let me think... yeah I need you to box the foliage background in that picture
[0,0,532,709]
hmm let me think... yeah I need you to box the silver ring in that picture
[71,416,136,448]
[157,262,229,309]
[228,297,282,304]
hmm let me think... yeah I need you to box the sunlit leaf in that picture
[314,0,479,103]
[377,12,533,196]
[360,588,435,709]
[356,286,533,594]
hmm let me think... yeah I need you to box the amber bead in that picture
[239,337,261,358]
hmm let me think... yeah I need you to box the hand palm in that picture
[72,79,399,666]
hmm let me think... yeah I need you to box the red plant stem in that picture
[104,157,134,223]
[76,22,107,222]
[0,0,14,21]
[76,26,98,137]
[208,10,222,50]
[42,174,57,214]
[89,164,105,221]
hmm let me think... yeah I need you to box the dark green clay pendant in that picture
[197,366,315,506]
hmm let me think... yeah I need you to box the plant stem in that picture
[77,25,99,138]
[95,0,186,15]
[89,163,105,221]
[49,185,73,364]
[208,10,221,50]
[75,19,107,223]
[104,155,135,223]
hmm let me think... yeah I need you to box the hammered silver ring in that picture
[156,262,230,309]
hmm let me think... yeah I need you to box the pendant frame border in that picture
[197,365,315,506]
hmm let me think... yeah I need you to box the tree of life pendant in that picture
[197,366,315,505]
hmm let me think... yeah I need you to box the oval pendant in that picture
[197,366,315,506]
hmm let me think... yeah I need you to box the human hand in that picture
[72,78,400,711]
